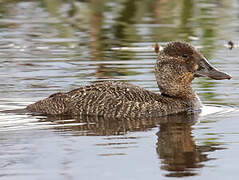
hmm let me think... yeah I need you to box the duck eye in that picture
[182,54,188,58]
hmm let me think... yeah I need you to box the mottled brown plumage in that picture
[26,41,231,118]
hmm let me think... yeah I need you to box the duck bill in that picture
[195,57,231,80]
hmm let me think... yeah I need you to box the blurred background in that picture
[0,0,239,180]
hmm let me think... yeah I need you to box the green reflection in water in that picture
[0,0,231,100]
[0,0,236,178]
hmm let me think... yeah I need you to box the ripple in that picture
[201,104,239,117]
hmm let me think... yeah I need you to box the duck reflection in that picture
[42,112,223,177]
[157,113,224,177]
[157,113,204,177]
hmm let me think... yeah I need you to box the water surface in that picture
[0,0,239,179]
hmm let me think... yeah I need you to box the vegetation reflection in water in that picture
[0,0,238,179]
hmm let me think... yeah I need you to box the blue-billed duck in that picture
[26,41,231,118]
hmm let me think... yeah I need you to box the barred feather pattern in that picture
[26,81,199,118]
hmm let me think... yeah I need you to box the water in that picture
[0,0,239,179]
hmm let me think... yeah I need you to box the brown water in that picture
[0,0,239,179]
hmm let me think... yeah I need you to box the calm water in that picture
[0,0,239,179]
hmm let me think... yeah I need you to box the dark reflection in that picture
[43,113,162,136]
[178,0,194,38]
[156,113,224,177]
[39,112,224,177]
[89,0,105,60]
[113,0,137,40]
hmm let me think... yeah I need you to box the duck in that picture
[26,41,231,118]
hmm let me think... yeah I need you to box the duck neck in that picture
[159,83,201,110]
[158,83,197,99]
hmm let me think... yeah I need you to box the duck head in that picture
[155,41,231,98]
